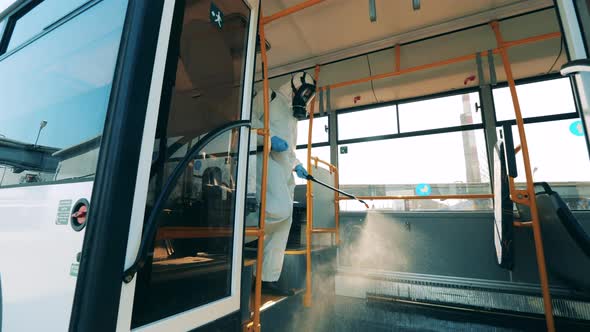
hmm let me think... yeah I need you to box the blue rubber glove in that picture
[271,136,288,152]
[294,164,309,179]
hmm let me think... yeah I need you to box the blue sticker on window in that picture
[194,160,202,171]
[570,120,584,136]
[415,183,431,196]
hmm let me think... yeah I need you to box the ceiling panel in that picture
[262,8,564,112]
[261,0,542,69]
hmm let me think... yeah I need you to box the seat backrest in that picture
[534,182,590,291]
[536,182,590,258]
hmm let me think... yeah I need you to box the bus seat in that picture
[530,182,590,291]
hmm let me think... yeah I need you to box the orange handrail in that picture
[503,31,561,48]
[513,221,533,227]
[309,157,340,244]
[304,65,321,307]
[312,228,338,233]
[304,156,340,310]
[333,163,340,244]
[156,227,233,240]
[245,226,264,237]
[311,156,335,171]
[309,156,339,244]
[319,32,560,92]
[491,21,555,332]
[250,7,271,331]
[338,194,493,200]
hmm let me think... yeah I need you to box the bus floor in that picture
[252,293,590,331]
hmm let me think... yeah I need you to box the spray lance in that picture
[305,174,370,209]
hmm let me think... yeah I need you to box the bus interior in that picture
[1,0,590,331]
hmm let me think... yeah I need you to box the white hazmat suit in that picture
[248,75,312,282]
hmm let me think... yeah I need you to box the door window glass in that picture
[131,0,250,327]
[3,0,88,54]
[0,0,128,187]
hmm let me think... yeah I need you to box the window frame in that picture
[492,74,578,122]
[296,113,332,165]
[296,113,330,148]
[331,75,584,212]
[492,74,580,127]
[333,88,492,212]
[491,75,587,210]
[336,103,399,141]
[336,87,484,146]
[0,0,96,60]
[0,0,42,56]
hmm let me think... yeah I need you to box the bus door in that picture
[70,0,258,331]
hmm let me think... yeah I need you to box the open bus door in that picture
[0,0,258,331]
[71,0,260,331]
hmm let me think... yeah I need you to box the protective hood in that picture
[277,72,316,120]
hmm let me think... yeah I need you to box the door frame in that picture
[113,0,260,331]
[70,0,260,330]
[68,0,170,331]
[556,0,590,158]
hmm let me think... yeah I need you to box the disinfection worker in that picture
[250,72,316,294]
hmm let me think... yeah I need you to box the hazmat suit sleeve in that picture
[251,87,301,170]
[251,88,275,147]
[285,114,302,172]
[287,140,301,171]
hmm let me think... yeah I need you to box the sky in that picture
[0,0,15,13]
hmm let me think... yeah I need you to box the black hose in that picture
[306,174,369,208]
[123,120,250,282]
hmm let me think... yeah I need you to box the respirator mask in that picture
[291,72,317,120]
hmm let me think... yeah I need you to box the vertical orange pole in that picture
[253,9,270,332]
[491,21,555,332]
[333,166,340,244]
[304,65,321,307]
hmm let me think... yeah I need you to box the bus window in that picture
[131,0,250,327]
[398,92,482,132]
[502,120,590,210]
[297,116,329,145]
[0,0,88,55]
[492,77,588,210]
[338,105,397,140]
[493,78,577,121]
[0,0,127,187]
